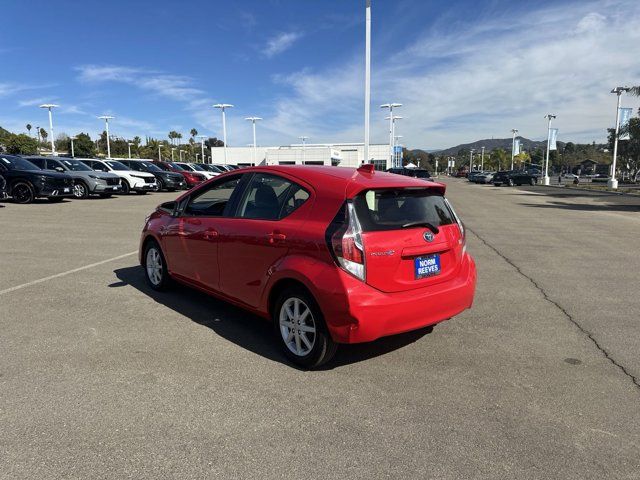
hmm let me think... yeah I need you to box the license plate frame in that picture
[414,254,441,279]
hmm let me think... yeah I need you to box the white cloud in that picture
[263,31,302,58]
[265,0,640,149]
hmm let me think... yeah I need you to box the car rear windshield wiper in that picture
[401,221,439,234]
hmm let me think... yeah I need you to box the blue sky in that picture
[1,0,639,149]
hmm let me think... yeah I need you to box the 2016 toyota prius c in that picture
[139,164,476,368]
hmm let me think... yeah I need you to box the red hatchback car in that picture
[139,165,476,367]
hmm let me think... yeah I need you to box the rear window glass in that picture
[353,189,455,231]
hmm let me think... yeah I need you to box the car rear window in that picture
[353,188,455,231]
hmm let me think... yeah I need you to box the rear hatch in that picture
[353,188,464,293]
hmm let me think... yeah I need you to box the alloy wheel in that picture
[146,247,163,286]
[73,183,87,198]
[279,297,316,356]
[13,184,33,203]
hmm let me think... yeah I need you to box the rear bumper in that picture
[326,253,476,343]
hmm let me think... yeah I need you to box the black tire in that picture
[507,178,514,187]
[120,179,130,194]
[99,193,112,198]
[135,190,148,195]
[73,181,89,199]
[11,181,35,204]
[156,178,165,192]
[273,286,338,369]
[142,239,172,291]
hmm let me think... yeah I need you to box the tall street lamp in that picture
[39,104,58,155]
[394,135,403,168]
[609,86,630,189]
[543,114,556,185]
[245,117,262,165]
[385,114,403,168]
[158,145,162,161]
[98,115,114,158]
[470,149,475,169]
[197,135,207,164]
[381,103,402,168]
[128,142,134,159]
[171,148,176,161]
[299,136,308,164]
[213,103,233,165]
[480,146,485,171]
[70,136,77,158]
[364,0,372,165]
[510,128,518,170]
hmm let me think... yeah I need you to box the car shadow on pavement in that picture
[112,265,431,370]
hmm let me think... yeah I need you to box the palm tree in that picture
[190,128,198,138]
[176,133,183,146]
[39,127,48,143]
[26,124,32,136]
[629,86,640,97]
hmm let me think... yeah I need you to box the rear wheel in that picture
[530,177,536,186]
[273,286,337,369]
[120,179,130,194]
[12,182,34,204]
[155,178,165,192]
[143,240,172,291]
[73,181,89,199]
[507,178,514,187]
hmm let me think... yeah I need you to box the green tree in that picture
[72,133,96,158]
[5,133,39,155]
[190,128,198,138]
[26,124,32,136]
[608,109,640,180]
[489,148,509,171]
[39,127,48,144]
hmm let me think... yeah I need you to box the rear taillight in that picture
[445,198,466,253]
[327,202,366,281]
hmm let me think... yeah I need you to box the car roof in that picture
[236,165,446,197]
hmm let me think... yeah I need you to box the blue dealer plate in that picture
[414,254,441,279]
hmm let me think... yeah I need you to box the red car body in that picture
[152,160,205,188]
[140,165,476,366]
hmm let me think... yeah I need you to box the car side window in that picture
[184,175,242,217]
[46,159,61,170]
[29,158,45,169]
[238,173,308,221]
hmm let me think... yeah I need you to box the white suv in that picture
[82,159,157,194]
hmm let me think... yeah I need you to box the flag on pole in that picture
[513,139,520,156]
[619,108,633,140]
[549,128,558,150]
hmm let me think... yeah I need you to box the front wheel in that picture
[120,179,130,194]
[155,178,165,192]
[143,240,172,291]
[11,182,35,204]
[530,177,536,186]
[507,178,514,187]
[73,181,89,199]
[273,287,337,369]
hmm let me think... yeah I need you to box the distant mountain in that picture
[435,137,565,156]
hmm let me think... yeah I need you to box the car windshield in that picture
[61,159,92,171]
[354,188,456,232]
[190,164,206,171]
[176,163,194,171]
[168,162,185,171]
[206,165,224,173]
[105,161,129,171]
[139,162,162,172]
[0,156,40,171]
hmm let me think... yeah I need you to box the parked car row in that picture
[492,170,538,186]
[0,154,242,204]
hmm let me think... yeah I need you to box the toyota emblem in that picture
[423,231,434,242]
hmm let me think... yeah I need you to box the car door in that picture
[217,172,312,309]
[160,174,246,289]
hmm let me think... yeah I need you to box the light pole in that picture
[245,117,262,165]
[298,136,309,164]
[213,103,233,165]
[70,136,76,158]
[197,135,207,164]
[394,135,403,167]
[179,150,185,161]
[171,148,176,161]
[385,114,403,168]
[470,149,475,169]
[543,114,556,185]
[510,128,518,170]
[609,86,630,189]
[158,145,162,161]
[128,142,134,159]
[381,103,402,168]
[195,153,200,162]
[39,104,58,155]
[98,115,114,158]
[364,0,371,164]
[480,146,485,171]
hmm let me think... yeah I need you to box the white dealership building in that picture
[210,143,392,170]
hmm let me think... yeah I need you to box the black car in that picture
[386,167,432,179]
[119,160,186,191]
[0,154,74,203]
[493,170,538,186]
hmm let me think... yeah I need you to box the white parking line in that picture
[0,251,137,296]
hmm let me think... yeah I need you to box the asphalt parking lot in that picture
[1,181,639,479]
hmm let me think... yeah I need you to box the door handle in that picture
[267,232,287,244]
[203,230,218,241]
